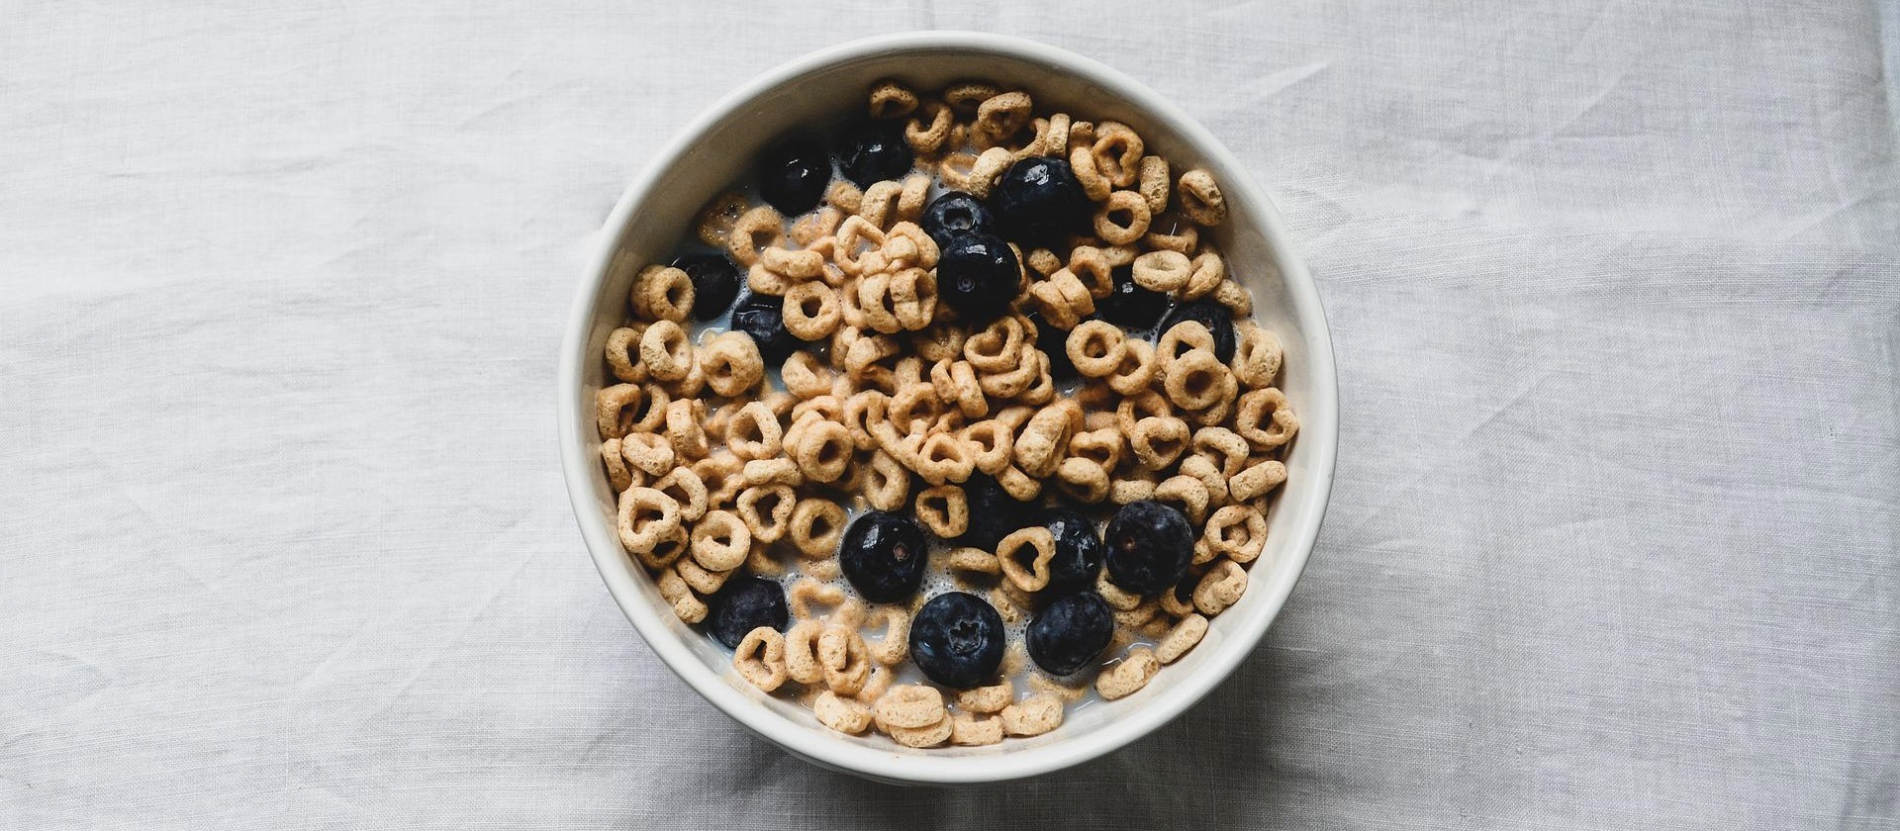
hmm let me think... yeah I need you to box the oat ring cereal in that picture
[594,77,1297,748]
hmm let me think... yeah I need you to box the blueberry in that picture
[729,292,800,365]
[1103,500,1194,595]
[1041,508,1104,595]
[956,473,1038,552]
[836,120,913,188]
[920,191,997,250]
[669,253,742,321]
[756,138,832,215]
[1095,264,1169,331]
[1025,591,1115,676]
[988,157,1090,246]
[1025,311,1077,381]
[909,591,1006,688]
[839,510,928,603]
[1156,299,1238,363]
[706,576,789,649]
[937,232,1021,323]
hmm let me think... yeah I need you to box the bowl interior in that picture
[562,34,1337,783]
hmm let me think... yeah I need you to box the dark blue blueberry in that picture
[836,120,913,188]
[706,576,789,649]
[920,191,997,250]
[1103,500,1195,595]
[956,473,1039,552]
[1026,311,1077,381]
[909,591,1006,688]
[756,137,832,215]
[1095,264,1169,331]
[937,232,1020,323]
[730,292,800,365]
[988,157,1090,247]
[1025,591,1114,676]
[1156,299,1238,363]
[1041,508,1104,595]
[839,510,928,603]
[669,253,742,321]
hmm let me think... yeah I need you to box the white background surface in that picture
[3,2,1897,828]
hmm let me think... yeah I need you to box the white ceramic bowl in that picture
[558,31,1338,785]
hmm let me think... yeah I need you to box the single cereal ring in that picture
[1027,268,1096,330]
[664,398,710,460]
[604,326,648,383]
[1105,338,1158,396]
[689,509,750,573]
[1055,456,1111,503]
[956,683,1014,714]
[780,351,834,400]
[1110,476,1158,505]
[1025,247,1063,278]
[1232,325,1283,389]
[784,620,826,684]
[616,487,683,569]
[975,342,1041,399]
[950,715,1004,746]
[1013,400,1081,479]
[788,578,846,621]
[735,483,796,544]
[599,439,635,491]
[694,192,748,249]
[959,419,1014,475]
[1069,145,1112,202]
[963,315,1028,373]
[964,146,1016,200]
[1066,246,1115,299]
[1093,190,1152,246]
[1144,222,1199,258]
[762,246,824,282]
[913,483,970,538]
[974,91,1033,146]
[874,684,946,732]
[1154,474,1212,525]
[887,714,954,748]
[867,78,918,119]
[639,320,695,383]
[733,627,788,692]
[1115,389,1174,435]
[1090,121,1144,188]
[841,390,887,451]
[1178,453,1232,510]
[947,547,1000,575]
[630,265,694,323]
[656,563,705,622]
[827,181,865,217]
[1157,321,1217,369]
[792,420,853,484]
[1213,278,1253,317]
[1230,458,1288,504]
[1163,348,1237,412]
[726,205,786,266]
[618,429,675,479]
[904,99,954,155]
[651,465,709,523]
[1206,504,1268,564]
[1131,249,1192,293]
[791,205,845,247]
[882,222,940,271]
[944,80,1001,114]
[938,360,986,419]
[700,331,764,397]
[911,322,967,364]
[995,463,1042,502]
[1097,647,1160,700]
[1129,416,1192,470]
[814,690,872,734]
[788,497,846,559]
[1235,388,1299,450]
[1101,242,1139,267]
[889,268,938,332]
[1067,426,1125,472]
[999,693,1064,737]
[1177,168,1227,226]
[724,402,783,462]
[819,625,872,696]
[1066,320,1127,378]
[595,383,643,439]
[746,261,793,297]
[1193,559,1248,616]
[1097,571,1144,611]
[1137,155,1170,214]
[997,526,1058,593]
[861,449,910,512]
[1181,248,1226,301]
[864,606,911,666]
[887,382,943,434]
[1193,426,1252,477]
[1114,599,1158,629]
[831,215,887,275]
[858,180,905,231]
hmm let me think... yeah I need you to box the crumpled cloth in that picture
[2,2,1896,828]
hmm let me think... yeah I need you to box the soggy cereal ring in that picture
[1069,145,1112,202]
[867,78,918,119]
[604,326,649,383]
[1235,388,1299,450]
[1162,348,1236,412]
[733,627,788,692]
[631,265,695,323]
[913,483,970,538]
[1090,121,1144,188]
[861,449,910,512]
[1137,155,1170,214]
[616,487,683,569]
[1131,249,1192,293]
[1066,320,1127,378]
[688,509,750,572]
[664,398,709,461]
[996,526,1057,593]
[1093,190,1152,246]
[639,320,695,383]
[700,331,764,398]
[726,205,786,266]
[1176,168,1227,226]
[1129,416,1191,470]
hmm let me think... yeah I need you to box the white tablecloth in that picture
[4,3,1897,828]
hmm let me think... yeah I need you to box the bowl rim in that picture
[557,30,1339,784]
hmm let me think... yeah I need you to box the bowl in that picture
[557,31,1339,785]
